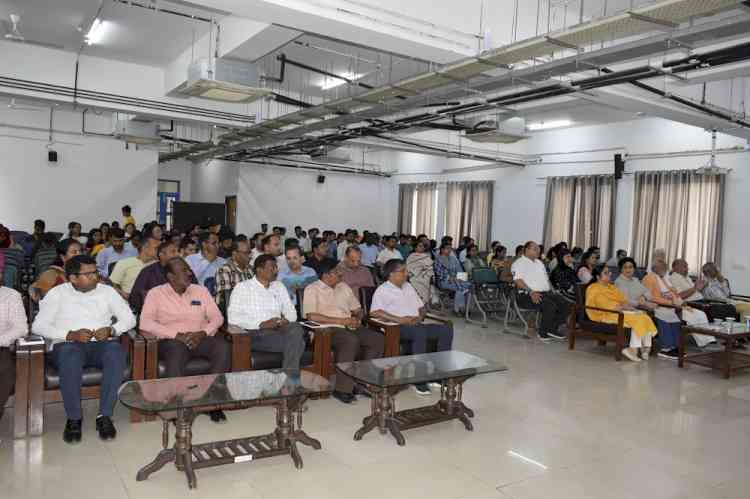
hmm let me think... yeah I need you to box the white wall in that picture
[236,164,394,236]
[0,108,157,234]
[190,160,239,204]
[159,159,192,201]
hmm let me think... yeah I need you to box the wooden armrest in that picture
[225,324,253,372]
[425,313,453,327]
[731,294,750,302]
[365,317,401,358]
[138,329,160,343]
[16,335,46,352]
[584,305,623,315]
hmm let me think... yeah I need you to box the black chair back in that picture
[295,288,305,320]
[359,286,376,316]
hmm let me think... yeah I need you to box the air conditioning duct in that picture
[177,58,273,103]
[464,116,528,143]
[113,116,161,145]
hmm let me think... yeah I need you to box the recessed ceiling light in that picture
[527,120,572,131]
[321,72,362,91]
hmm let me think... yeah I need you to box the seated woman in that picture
[614,257,658,311]
[30,238,82,301]
[576,249,597,284]
[462,244,487,277]
[434,243,472,315]
[549,249,577,301]
[586,264,658,362]
[406,240,434,306]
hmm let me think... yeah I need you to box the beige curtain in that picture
[542,175,616,257]
[444,181,494,250]
[631,170,725,270]
[397,183,416,234]
[415,183,437,238]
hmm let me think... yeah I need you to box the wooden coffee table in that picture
[336,351,507,446]
[118,369,331,489]
[679,323,750,379]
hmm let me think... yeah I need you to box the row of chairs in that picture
[10,283,452,438]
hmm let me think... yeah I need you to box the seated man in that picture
[370,259,453,396]
[227,254,306,369]
[359,234,380,267]
[278,246,317,304]
[511,241,571,342]
[185,232,226,288]
[129,240,180,313]
[338,246,375,298]
[337,229,358,261]
[139,258,229,423]
[306,238,336,275]
[702,262,750,317]
[251,234,288,273]
[303,260,384,404]
[0,285,27,424]
[31,255,136,443]
[667,259,706,302]
[376,235,402,266]
[95,228,136,278]
[215,239,253,310]
[109,236,159,300]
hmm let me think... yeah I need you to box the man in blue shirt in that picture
[359,233,380,267]
[96,228,137,278]
[185,232,226,290]
[278,246,317,304]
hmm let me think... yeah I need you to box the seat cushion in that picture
[45,358,132,390]
[157,357,212,378]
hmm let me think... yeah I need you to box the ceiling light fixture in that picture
[321,72,362,91]
[527,119,572,131]
[85,18,107,45]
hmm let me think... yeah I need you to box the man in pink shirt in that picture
[140,257,230,423]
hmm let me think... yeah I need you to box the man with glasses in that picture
[96,228,136,278]
[185,232,226,288]
[32,255,136,444]
[215,239,253,310]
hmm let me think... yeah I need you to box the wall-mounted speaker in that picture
[48,150,58,163]
[614,153,625,180]
[317,175,326,184]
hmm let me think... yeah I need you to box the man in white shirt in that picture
[511,241,570,342]
[337,229,358,261]
[0,285,27,424]
[227,254,305,369]
[31,255,136,444]
[668,259,706,302]
[96,228,137,278]
[669,259,736,325]
[185,232,226,288]
[376,235,403,266]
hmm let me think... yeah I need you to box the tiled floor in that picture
[2,319,750,499]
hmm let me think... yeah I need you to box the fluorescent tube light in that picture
[321,72,362,90]
[85,18,107,45]
[527,120,572,131]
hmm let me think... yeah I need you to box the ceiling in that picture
[0,0,215,66]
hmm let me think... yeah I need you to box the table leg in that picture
[352,384,405,445]
[678,329,685,368]
[289,396,322,451]
[175,409,197,489]
[724,338,733,379]
[440,377,475,431]
[136,449,176,482]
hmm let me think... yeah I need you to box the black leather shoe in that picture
[96,416,117,441]
[63,419,82,444]
[332,391,356,404]
[209,410,228,424]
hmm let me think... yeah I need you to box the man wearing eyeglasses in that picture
[32,255,136,444]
